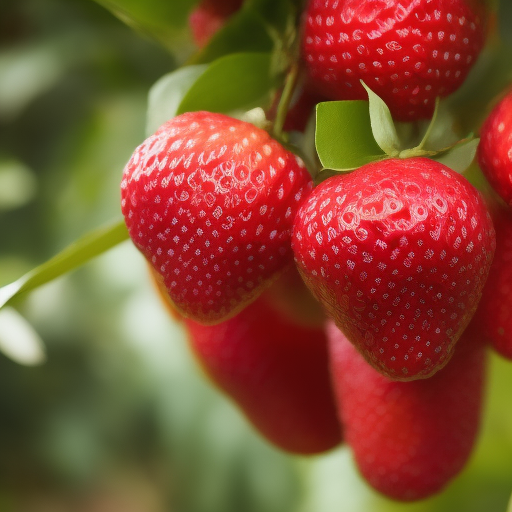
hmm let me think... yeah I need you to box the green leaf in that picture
[0,220,129,310]
[246,0,295,33]
[93,0,196,50]
[146,65,208,136]
[433,138,480,174]
[362,81,400,157]
[191,8,274,65]
[177,52,277,115]
[315,101,386,172]
[499,0,512,46]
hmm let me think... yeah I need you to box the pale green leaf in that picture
[0,220,129,310]
[315,100,386,171]
[362,81,400,156]
[146,65,208,136]
[433,138,480,174]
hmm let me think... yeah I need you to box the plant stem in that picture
[272,62,300,139]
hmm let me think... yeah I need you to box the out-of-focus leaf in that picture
[191,9,274,65]
[146,65,208,135]
[191,0,295,64]
[0,159,37,210]
[0,307,46,366]
[315,101,386,172]
[247,0,295,32]
[177,52,277,115]
[499,0,512,46]
[93,0,197,50]
[0,44,63,121]
[0,220,129,310]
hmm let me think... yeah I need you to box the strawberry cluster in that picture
[119,0,511,503]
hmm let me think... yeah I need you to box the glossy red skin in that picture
[478,89,512,205]
[302,0,485,121]
[121,112,313,324]
[184,297,342,454]
[292,158,495,380]
[189,0,244,48]
[473,200,512,359]
[327,320,487,501]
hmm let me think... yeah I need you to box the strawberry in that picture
[327,319,487,501]
[189,0,244,48]
[301,0,486,121]
[478,88,512,206]
[472,200,512,359]
[121,111,313,324]
[183,295,342,454]
[292,157,495,380]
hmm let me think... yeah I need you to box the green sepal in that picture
[362,81,400,157]
[146,65,208,136]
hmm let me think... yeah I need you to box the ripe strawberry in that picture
[184,295,342,454]
[327,319,487,501]
[478,88,512,205]
[472,200,512,359]
[121,111,313,324]
[292,157,495,380]
[189,0,244,48]
[301,0,486,121]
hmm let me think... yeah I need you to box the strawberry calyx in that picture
[315,82,480,178]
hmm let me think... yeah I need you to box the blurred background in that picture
[0,1,511,511]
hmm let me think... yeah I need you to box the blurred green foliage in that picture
[0,0,512,511]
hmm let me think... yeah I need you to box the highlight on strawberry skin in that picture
[121,111,313,325]
[292,157,496,381]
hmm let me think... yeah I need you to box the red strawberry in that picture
[184,295,342,454]
[301,0,486,121]
[327,319,487,501]
[292,157,495,380]
[189,0,244,48]
[121,111,313,324]
[472,200,512,359]
[478,88,512,205]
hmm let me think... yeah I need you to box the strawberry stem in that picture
[272,61,300,139]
